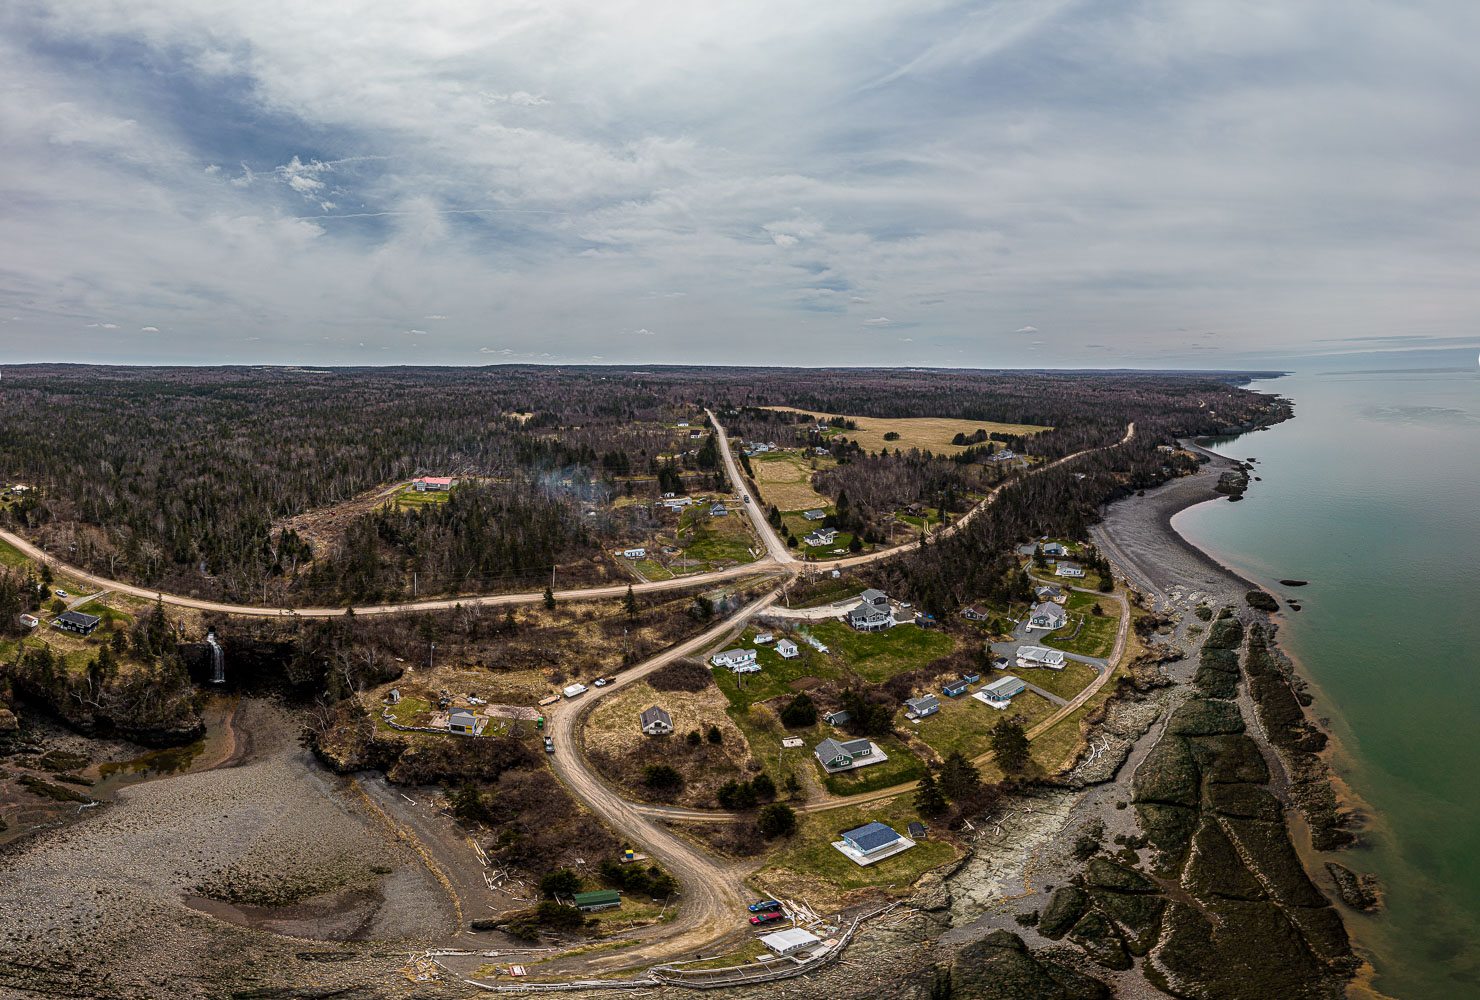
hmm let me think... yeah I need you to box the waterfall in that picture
[206,630,225,684]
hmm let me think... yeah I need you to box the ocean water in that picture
[1174,365,1480,1000]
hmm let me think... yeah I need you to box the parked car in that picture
[749,911,786,925]
[747,900,783,914]
[55,590,68,598]
[593,678,607,687]
[543,737,555,754]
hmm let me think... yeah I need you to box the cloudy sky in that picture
[2,0,1477,368]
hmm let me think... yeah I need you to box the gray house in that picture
[448,710,487,735]
[905,695,939,718]
[640,705,674,736]
[54,610,101,636]
[847,590,894,632]
[815,736,875,770]
[803,509,827,521]
[1027,601,1069,631]
[709,502,728,516]
[982,676,1026,703]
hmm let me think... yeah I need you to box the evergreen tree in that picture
[543,585,556,610]
[990,719,1031,773]
[756,802,797,838]
[939,751,980,800]
[624,584,639,619]
[914,770,947,817]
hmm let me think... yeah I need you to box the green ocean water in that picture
[1174,366,1480,999]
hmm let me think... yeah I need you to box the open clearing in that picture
[805,620,956,683]
[748,453,832,512]
[761,406,1050,454]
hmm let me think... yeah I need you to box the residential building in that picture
[842,821,904,856]
[689,429,703,439]
[754,632,775,644]
[413,476,455,492]
[711,648,759,672]
[775,638,799,659]
[961,604,992,622]
[639,705,674,736]
[54,611,100,636]
[907,821,929,839]
[982,675,1027,703]
[846,589,894,632]
[760,928,822,956]
[905,695,939,718]
[804,528,838,547]
[1034,585,1065,603]
[987,449,1016,462]
[814,736,875,770]
[573,890,622,912]
[942,679,970,697]
[823,710,850,726]
[1026,601,1069,631]
[1056,562,1086,578]
[803,509,827,521]
[1016,645,1066,670]
[18,613,38,630]
[1043,541,1068,556]
[621,547,647,559]
[448,711,487,735]
[709,502,727,517]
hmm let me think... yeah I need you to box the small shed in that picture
[942,679,970,697]
[907,821,929,839]
[386,688,402,705]
[823,710,851,726]
[760,928,822,956]
[905,695,939,718]
[573,890,621,912]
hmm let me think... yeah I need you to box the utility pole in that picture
[428,642,435,672]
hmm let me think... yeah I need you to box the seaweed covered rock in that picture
[1154,899,1332,1000]
[1135,802,1199,875]
[1068,912,1132,970]
[1188,733,1270,784]
[1132,734,1200,807]
[1167,697,1245,736]
[1325,863,1380,911]
[1085,858,1158,893]
[1091,888,1166,955]
[1204,617,1245,650]
[1246,590,1280,612]
[933,929,1109,1000]
[1039,886,1090,939]
[1205,781,1284,821]
[1182,817,1266,902]
[1219,816,1328,908]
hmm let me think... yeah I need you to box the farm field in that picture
[747,452,831,512]
[761,407,1049,455]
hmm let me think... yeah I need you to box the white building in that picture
[776,638,800,659]
[1016,645,1066,670]
[712,648,759,672]
[760,928,822,956]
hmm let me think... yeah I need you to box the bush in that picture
[706,725,722,744]
[643,764,683,790]
[757,802,797,838]
[649,657,713,692]
[750,772,776,802]
[540,869,581,899]
[536,900,585,929]
[779,691,817,728]
[686,729,702,746]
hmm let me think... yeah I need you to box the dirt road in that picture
[705,407,794,564]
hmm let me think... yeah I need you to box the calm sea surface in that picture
[1174,366,1480,1000]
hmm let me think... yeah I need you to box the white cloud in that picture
[1015,326,1039,334]
[635,328,655,335]
[862,316,892,326]
[140,325,159,332]
[898,336,913,342]
[405,329,427,335]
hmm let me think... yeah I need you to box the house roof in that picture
[57,610,101,628]
[776,638,797,649]
[417,476,454,485]
[760,928,822,952]
[860,588,888,604]
[824,710,850,723]
[1031,601,1067,620]
[908,821,928,837]
[640,706,672,728]
[843,821,902,853]
[1018,645,1065,664]
[906,695,938,712]
[943,679,969,691]
[449,710,478,723]
[815,736,872,761]
[984,675,1025,696]
[573,890,621,907]
[713,648,754,660]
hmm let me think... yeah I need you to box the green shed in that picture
[573,890,621,912]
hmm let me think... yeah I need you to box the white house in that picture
[804,528,838,547]
[620,547,647,559]
[639,705,674,736]
[776,638,799,659]
[1017,645,1067,670]
[754,632,775,645]
[1056,562,1086,578]
[18,613,38,630]
[803,509,827,521]
[448,710,487,735]
[1026,602,1069,631]
[711,648,759,672]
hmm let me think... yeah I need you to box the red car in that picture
[749,911,786,925]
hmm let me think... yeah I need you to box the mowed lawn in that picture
[1019,660,1099,700]
[806,620,956,683]
[1044,603,1119,659]
[748,453,831,512]
[759,406,1049,455]
[756,794,958,902]
[904,685,1056,760]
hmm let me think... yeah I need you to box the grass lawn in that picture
[820,740,926,795]
[390,487,453,507]
[756,794,958,902]
[679,940,769,970]
[679,509,757,565]
[384,695,433,727]
[1044,610,1118,659]
[806,620,956,683]
[0,538,30,569]
[633,559,674,581]
[711,631,847,708]
[788,577,864,609]
[1020,660,1098,700]
[74,599,132,627]
[907,685,1056,761]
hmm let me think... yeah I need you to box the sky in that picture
[2,0,1477,368]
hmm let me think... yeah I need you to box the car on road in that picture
[743,495,751,503]
[747,900,783,914]
[55,590,68,598]
[543,737,555,753]
[593,678,607,687]
[749,910,786,925]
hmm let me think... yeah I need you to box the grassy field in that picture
[820,740,926,795]
[761,407,1049,455]
[678,508,757,566]
[1019,660,1099,700]
[0,538,30,569]
[711,629,848,707]
[389,487,453,508]
[806,621,956,683]
[905,685,1056,760]
[748,453,831,512]
[74,599,132,627]
[755,794,958,904]
[1044,607,1118,659]
[633,559,674,581]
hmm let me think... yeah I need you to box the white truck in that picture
[562,683,588,699]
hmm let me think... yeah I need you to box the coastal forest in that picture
[0,365,1287,604]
